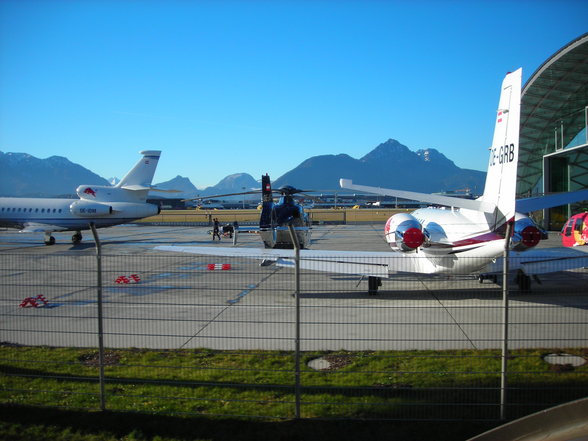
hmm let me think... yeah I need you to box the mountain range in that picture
[0,139,486,198]
[0,152,110,197]
[154,173,260,200]
[273,139,484,193]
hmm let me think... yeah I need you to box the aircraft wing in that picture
[154,245,418,278]
[339,179,495,212]
[516,189,588,213]
[481,247,588,276]
[19,223,69,233]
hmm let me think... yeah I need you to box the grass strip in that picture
[1,345,587,422]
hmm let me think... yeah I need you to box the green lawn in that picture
[1,345,587,440]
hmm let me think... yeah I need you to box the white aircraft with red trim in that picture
[155,69,588,293]
[0,150,167,245]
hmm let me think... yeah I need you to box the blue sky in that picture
[1,0,587,189]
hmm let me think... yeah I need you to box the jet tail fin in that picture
[480,68,522,228]
[260,174,273,229]
[116,150,161,190]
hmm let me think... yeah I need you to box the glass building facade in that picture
[517,33,588,229]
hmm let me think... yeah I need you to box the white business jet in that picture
[0,150,164,245]
[155,70,588,293]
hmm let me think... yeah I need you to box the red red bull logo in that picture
[83,187,97,197]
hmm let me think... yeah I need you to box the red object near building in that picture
[561,212,588,247]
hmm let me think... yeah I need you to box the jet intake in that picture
[397,226,425,251]
[70,200,113,217]
[385,213,426,251]
[511,217,542,251]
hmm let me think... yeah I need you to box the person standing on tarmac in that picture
[212,218,221,241]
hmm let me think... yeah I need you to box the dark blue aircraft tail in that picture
[260,174,274,229]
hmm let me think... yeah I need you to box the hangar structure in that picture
[518,32,588,230]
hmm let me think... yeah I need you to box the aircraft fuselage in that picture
[0,197,159,231]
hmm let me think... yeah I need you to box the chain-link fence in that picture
[1,250,587,421]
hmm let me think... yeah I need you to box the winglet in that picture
[339,178,353,189]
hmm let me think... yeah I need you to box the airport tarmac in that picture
[1,223,587,351]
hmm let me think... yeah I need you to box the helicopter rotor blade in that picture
[182,190,261,202]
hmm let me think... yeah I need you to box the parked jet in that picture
[0,150,165,245]
[155,69,588,293]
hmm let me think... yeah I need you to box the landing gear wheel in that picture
[368,276,382,295]
[44,235,56,246]
[263,228,278,249]
[72,232,82,244]
[478,274,498,284]
[516,270,531,292]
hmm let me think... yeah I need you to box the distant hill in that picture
[151,173,259,200]
[0,150,258,200]
[200,173,260,200]
[151,175,199,199]
[273,139,485,194]
[0,151,109,197]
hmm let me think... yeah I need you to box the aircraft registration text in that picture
[490,143,515,167]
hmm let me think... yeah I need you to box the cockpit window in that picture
[564,219,573,236]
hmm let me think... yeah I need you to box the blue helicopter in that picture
[257,174,312,248]
[187,174,312,249]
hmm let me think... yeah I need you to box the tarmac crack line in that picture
[179,267,281,349]
[433,292,479,350]
[418,277,480,350]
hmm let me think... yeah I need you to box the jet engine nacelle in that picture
[109,202,160,219]
[511,215,543,251]
[70,200,113,217]
[384,213,426,251]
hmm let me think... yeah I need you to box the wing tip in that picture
[339,178,352,188]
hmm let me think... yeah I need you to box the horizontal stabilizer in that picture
[121,185,180,193]
[121,185,153,191]
[339,179,494,212]
[516,189,588,213]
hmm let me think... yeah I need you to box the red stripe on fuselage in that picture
[452,231,504,248]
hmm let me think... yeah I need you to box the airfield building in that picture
[518,32,588,229]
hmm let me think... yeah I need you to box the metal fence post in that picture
[288,224,301,419]
[501,220,513,420]
[89,223,106,411]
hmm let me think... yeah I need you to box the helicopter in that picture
[257,174,312,248]
[187,174,313,249]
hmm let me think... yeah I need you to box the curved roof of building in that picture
[518,32,588,195]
